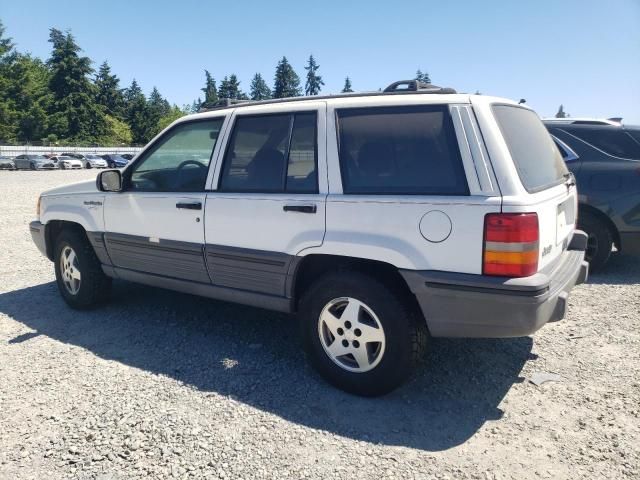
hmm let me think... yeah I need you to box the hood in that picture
[42,179,98,196]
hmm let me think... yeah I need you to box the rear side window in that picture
[493,105,568,192]
[336,105,468,195]
[219,112,318,193]
[564,127,640,159]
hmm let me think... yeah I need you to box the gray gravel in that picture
[1,169,639,480]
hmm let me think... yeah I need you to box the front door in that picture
[104,117,226,283]
[204,103,327,296]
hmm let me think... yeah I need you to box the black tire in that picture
[85,162,92,169]
[579,211,613,272]
[299,270,427,396]
[53,229,111,309]
[30,162,36,170]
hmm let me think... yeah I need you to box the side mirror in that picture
[97,169,122,192]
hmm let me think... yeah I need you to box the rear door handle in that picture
[176,201,202,210]
[283,204,317,214]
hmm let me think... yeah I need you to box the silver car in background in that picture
[62,153,108,169]
[13,154,57,170]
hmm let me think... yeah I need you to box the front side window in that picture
[128,118,224,192]
[219,112,318,193]
[336,105,468,195]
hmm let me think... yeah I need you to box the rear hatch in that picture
[493,105,577,271]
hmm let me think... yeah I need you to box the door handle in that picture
[176,201,202,210]
[283,204,317,214]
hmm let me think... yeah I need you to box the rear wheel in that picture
[54,229,111,309]
[85,162,92,169]
[579,211,613,271]
[299,271,427,396]
[29,162,36,170]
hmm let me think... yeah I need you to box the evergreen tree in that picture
[415,69,431,84]
[201,70,218,104]
[341,77,353,93]
[217,74,244,100]
[0,20,17,142]
[190,98,202,113]
[95,61,124,118]
[47,28,107,142]
[145,86,171,139]
[273,57,301,98]
[123,79,148,144]
[304,55,324,96]
[249,73,271,100]
[555,104,567,118]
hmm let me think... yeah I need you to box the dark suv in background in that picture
[545,119,640,270]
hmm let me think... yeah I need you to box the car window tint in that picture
[219,112,318,193]
[493,105,568,192]
[564,127,640,159]
[336,105,468,195]
[286,112,318,193]
[129,119,223,192]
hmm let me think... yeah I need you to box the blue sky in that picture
[2,0,639,122]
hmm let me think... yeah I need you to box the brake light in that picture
[483,213,539,277]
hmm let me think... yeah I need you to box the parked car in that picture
[544,118,640,270]
[13,154,57,170]
[51,155,84,170]
[0,156,16,170]
[61,153,108,169]
[30,81,588,396]
[101,154,130,168]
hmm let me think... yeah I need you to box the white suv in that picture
[30,81,588,396]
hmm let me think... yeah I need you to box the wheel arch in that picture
[290,254,422,316]
[579,203,621,250]
[44,220,88,261]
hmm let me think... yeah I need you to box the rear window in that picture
[493,105,568,192]
[336,105,468,195]
[563,127,640,159]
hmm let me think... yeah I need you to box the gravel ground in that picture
[0,170,638,480]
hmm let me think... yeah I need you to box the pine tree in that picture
[555,105,567,118]
[249,73,271,100]
[341,77,353,93]
[190,98,202,113]
[273,57,301,98]
[145,86,171,139]
[217,74,245,100]
[415,69,431,84]
[304,55,324,96]
[201,70,218,104]
[95,61,124,118]
[123,79,147,144]
[47,28,107,142]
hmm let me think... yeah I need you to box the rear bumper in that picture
[29,221,47,257]
[400,231,589,338]
[620,231,640,256]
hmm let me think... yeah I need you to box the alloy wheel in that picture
[318,297,386,373]
[60,245,82,295]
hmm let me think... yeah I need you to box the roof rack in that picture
[198,80,457,113]
[382,80,456,94]
[543,118,622,126]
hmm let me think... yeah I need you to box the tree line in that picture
[0,20,431,146]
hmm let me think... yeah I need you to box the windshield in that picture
[493,105,568,192]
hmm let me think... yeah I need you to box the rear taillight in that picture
[483,213,539,277]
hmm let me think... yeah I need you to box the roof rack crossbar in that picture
[197,80,457,113]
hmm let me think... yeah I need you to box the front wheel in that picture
[299,271,427,396]
[85,162,92,169]
[54,229,111,309]
[30,162,36,170]
[579,211,613,272]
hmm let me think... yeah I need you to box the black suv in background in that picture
[545,119,640,270]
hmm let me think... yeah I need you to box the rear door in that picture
[204,102,327,297]
[491,104,576,270]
